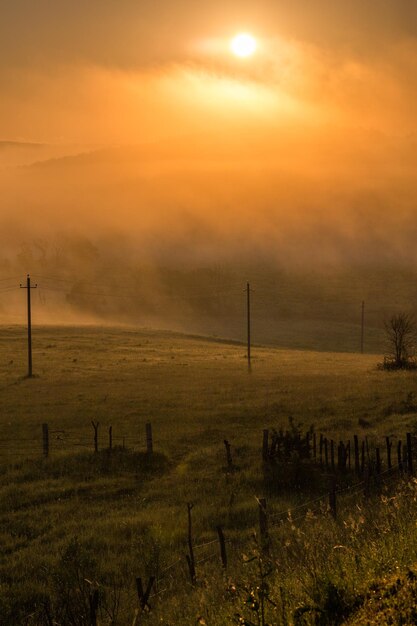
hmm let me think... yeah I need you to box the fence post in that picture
[313,432,317,461]
[319,434,323,466]
[224,439,233,469]
[397,441,403,473]
[330,440,335,472]
[108,426,113,451]
[91,421,99,453]
[89,590,99,626]
[42,423,49,458]
[136,576,155,611]
[186,503,196,584]
[258,497,269,553]
[146,423,153,456]
[407,433,413,475]
[324,438,329,469]
[262,429,269,461]
[354,435,360,475]
[386,436,392,470]
[217,526,228,569]
[375,448,381,478]
[346,440,351,471]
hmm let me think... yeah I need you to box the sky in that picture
[0,0,417,289]
[1,0,417,143]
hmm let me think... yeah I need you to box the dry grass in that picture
[1,324,417,624]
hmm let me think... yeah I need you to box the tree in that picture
[383,312,417,369]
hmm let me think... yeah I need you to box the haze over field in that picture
[1,1,416,336]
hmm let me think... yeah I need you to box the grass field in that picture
[1,324,417,624]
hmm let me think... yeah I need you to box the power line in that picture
[38,285,243,302]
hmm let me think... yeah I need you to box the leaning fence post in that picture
[186,503,196,584]
[42,423,49,458]
[136,576,155,611]
[217,526,228,569]
[146,423,153,456]
[91,421,99,453]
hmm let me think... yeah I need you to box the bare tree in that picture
[383,312,417,369]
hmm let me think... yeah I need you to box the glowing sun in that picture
[230,33,257,58]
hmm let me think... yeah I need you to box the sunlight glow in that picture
[231,33,257,58]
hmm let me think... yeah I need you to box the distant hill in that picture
[0,140,100,168]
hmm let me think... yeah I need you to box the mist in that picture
[1,1,417,346]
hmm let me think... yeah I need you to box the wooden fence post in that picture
[91,421,99,453]
[354,435,360,475]
[346,440,351,471]
[186,503,196,584]
[324,438,329,469]
[42,423,49,458]
[136,576,155,611]
[262,429,269,461]
[217,526,227,569]
[330,440,335,472]
[375,448,381,478]
[313,432,317,461]
[89,589,99,626]
[108,426,113,451]
[146,423,153,455]
[397,440,403,472]
[386,436,392,470]
[224,439,233,469]
[406,433,413,475]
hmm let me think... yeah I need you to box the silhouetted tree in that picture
[383,312,417,369]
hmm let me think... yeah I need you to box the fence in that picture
[2,421,415,623]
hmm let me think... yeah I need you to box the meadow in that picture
[1,324,417,625]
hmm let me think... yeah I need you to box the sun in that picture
[230,33,257,58]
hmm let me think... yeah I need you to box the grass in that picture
[1,324,417,624]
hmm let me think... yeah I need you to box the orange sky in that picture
[1,0,417,275]
[1,0,417,144]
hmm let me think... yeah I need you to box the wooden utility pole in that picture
[246,282,251,372]
[360,300,365,354]
[20,274,37,378]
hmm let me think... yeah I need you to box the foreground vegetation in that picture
[1,324,417,624]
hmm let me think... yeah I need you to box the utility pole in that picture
[360,300,365,354]
[20,274,37,377]
[246,282,251,372]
